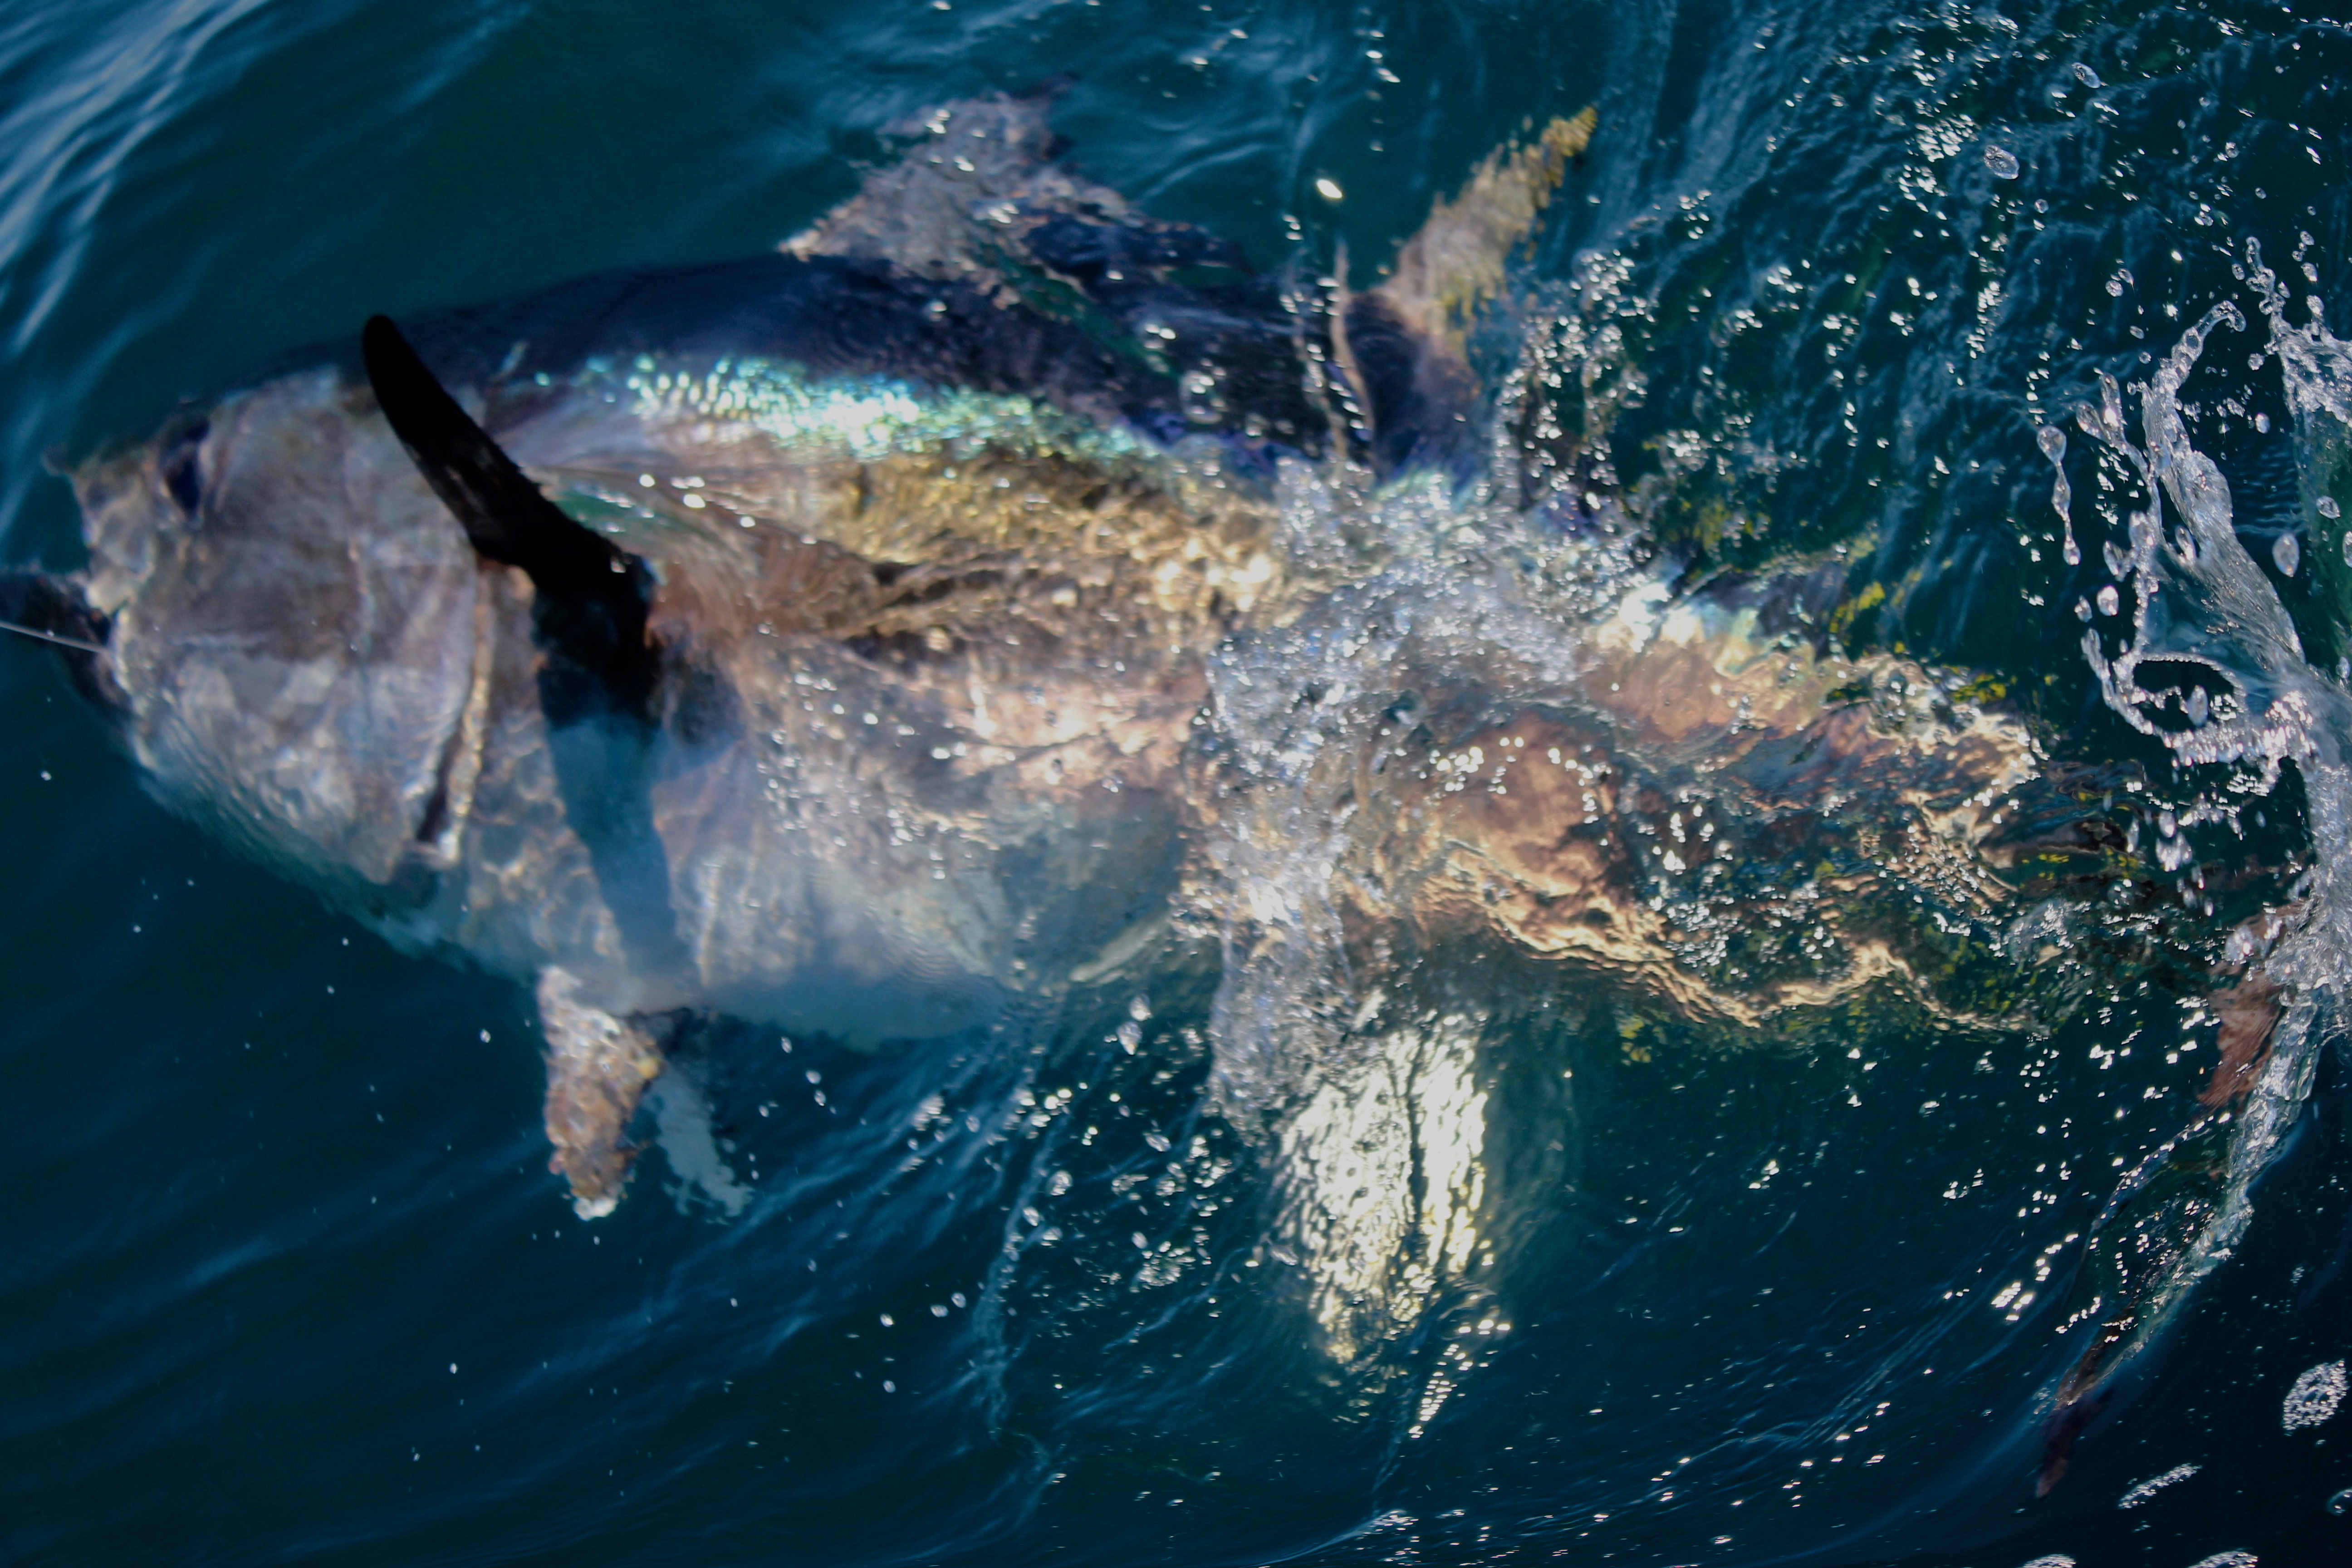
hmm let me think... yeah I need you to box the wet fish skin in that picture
[73,368,484,897]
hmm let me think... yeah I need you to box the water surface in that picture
[5,2,2352,1564]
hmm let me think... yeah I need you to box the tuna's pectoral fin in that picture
[367,317,692,983]
[1336,108,1596,475]
[361,314,660,725]
[536,967,667,1219]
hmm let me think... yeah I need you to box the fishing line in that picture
[0,617,107,656]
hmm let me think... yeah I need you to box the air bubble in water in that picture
[2319,496,2342,519]
[2073,62,2101,88]
[2332,1487,2352,1515]
[2275,533,2302,577]
[1984,147,2020,179]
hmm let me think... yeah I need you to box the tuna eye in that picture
[160,420,207,517]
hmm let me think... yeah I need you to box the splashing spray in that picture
[2036,241,2352,1491]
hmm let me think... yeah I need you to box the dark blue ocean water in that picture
[5,2,2352,1564]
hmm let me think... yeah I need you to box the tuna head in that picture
[68,365,485,899]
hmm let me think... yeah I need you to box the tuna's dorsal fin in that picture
[362,314,659,723]
[1334,108,1595,475]
[779,88,1247,295]
[1377,107,1596,350]
[780,89,1099,281]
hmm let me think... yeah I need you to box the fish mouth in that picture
[0,568,122,711]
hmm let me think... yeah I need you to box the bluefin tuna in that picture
[3,95,2070,1220]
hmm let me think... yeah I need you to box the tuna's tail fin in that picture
[1336,108,1596,476]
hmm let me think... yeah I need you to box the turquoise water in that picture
[5,2,2352,1564]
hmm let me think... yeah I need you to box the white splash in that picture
[2283,1359,2347,1432]
[2067,240,2352,1361]
[1203,467,1618,1111]
[2117,1461,2200,1508]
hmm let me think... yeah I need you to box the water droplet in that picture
[2319,496,2341,519]
[2073,63,2101,88]
[2330,1486,2352,1515]
[2258,412,2272,432]
[2040,427,2075,529]
[2097,584,2120,617]
[1314,177,1344,202]
[1984,147,2020,179]
[2275,532,2302,577]
[2187,686,2209,727]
